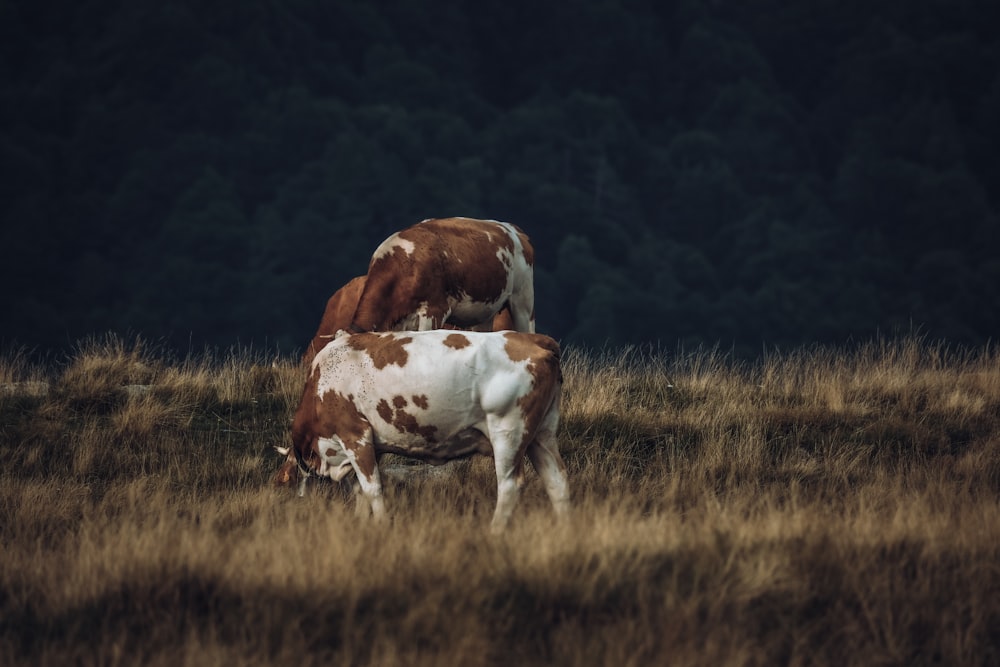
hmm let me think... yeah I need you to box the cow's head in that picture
[272,435,357,496]
[272,445,310,496]
[272,446,296,482]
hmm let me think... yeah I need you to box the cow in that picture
[275,329,570,531]
[349,217,535,334]
[303,275,515,366]
[303,275,368,366]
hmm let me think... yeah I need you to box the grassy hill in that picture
[2,335,999,665]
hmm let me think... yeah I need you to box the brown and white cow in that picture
[349,217,535,334]
[303,275,515,366]
[275,329,570,531]
[303,275,368,366]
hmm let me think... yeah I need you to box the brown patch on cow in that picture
[376,397,439,441]
[361,245,427,329]
[315,390,369,445]
[412,394,429,409]
[352,238,434,331]
[503,332,560,366]
[376,399,393,424]
[492,308,514,331]
[436,219,515,304]
[325,448,336,458]
[395,410,438,441]
[504,332,562,442]
[315,389,376,480]
[287,365,325,478]
[346,333,412,369]
[443,333,471,350]
[272,459,298,486]
[514,225,534,266]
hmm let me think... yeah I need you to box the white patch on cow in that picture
[397,301,437,330]
[318,436,355,481]
[493,221,535,333]
[341,446,362,479]
[372,235,416,260]
[495,246,514,269]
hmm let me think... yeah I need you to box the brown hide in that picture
[303,275,367,366]
[350,217,533,333]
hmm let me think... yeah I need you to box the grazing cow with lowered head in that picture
[275,329,569,531]
[349,217,534,334]
[303,275,514,366]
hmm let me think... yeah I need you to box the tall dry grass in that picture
[2,335,999,666]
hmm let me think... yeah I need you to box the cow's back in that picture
[350,218,535,333]
[314,330,556,447]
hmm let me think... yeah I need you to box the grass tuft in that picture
[2,335,1000,665]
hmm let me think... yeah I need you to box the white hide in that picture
[302,330,568,530]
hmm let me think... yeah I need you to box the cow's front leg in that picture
[526,437,570,518]
[526,405,570,519]
[342,476,368,517]
[344,430,386,521]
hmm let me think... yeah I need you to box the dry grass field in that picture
[2,335,999,666]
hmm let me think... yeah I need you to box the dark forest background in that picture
[2,0,998,357]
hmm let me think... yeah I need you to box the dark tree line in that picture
[2,0,998,356]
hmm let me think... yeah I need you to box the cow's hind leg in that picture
[524,393,569,519]
[347,477,369,517]
[526,433,570,519]
[488,422,527,532]
[507,290,535,333]
[491,454,525,533]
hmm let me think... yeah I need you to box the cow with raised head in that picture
[275,329,570,531]
[349,217,535,334]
